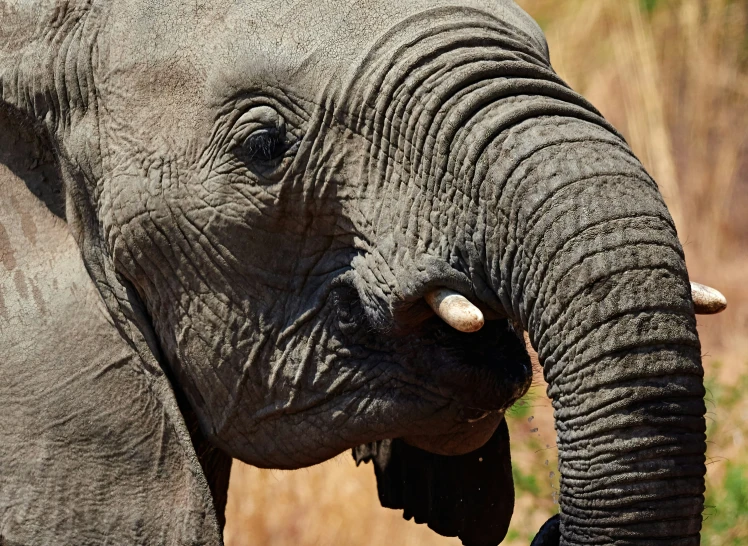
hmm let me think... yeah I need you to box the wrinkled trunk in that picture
[478,115,706,544]
[360,18,708,542]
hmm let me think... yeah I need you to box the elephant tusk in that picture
[691,281,727,315]
[425,283,725,329]
[425,288,484,333]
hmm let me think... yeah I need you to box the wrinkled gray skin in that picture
[0,0,707,544]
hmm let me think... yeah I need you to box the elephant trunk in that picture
[478,114,706,543]
[342,11,707,540]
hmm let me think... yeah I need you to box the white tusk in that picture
[691,282,727,315]
[425,288,484,333]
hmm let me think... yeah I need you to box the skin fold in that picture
[0,1,706,545]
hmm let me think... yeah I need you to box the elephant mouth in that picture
[333,283,532,454]
[414,316,532,409]
[402,409,506,455]
[399,315,532,454]
[364,308,531,455]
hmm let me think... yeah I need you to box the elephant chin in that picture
[402,410,503,456]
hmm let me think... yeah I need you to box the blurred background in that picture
[223,1,748,544]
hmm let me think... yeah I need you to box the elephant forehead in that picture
[103,0,546,111]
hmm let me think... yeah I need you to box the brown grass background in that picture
[223,1,748,544]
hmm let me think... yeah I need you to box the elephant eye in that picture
[224,106,296,179]
[241,127,286,163]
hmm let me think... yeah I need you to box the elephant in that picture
[0,0,727,544]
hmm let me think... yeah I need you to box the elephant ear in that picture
[0,108,226,545]
[353,418,514,546]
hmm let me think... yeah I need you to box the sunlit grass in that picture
[702,361,748,545]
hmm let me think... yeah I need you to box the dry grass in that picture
[224,1,748,544]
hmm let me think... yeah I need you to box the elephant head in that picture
[0,0,724,544]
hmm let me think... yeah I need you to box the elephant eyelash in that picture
[240,127,287,163]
